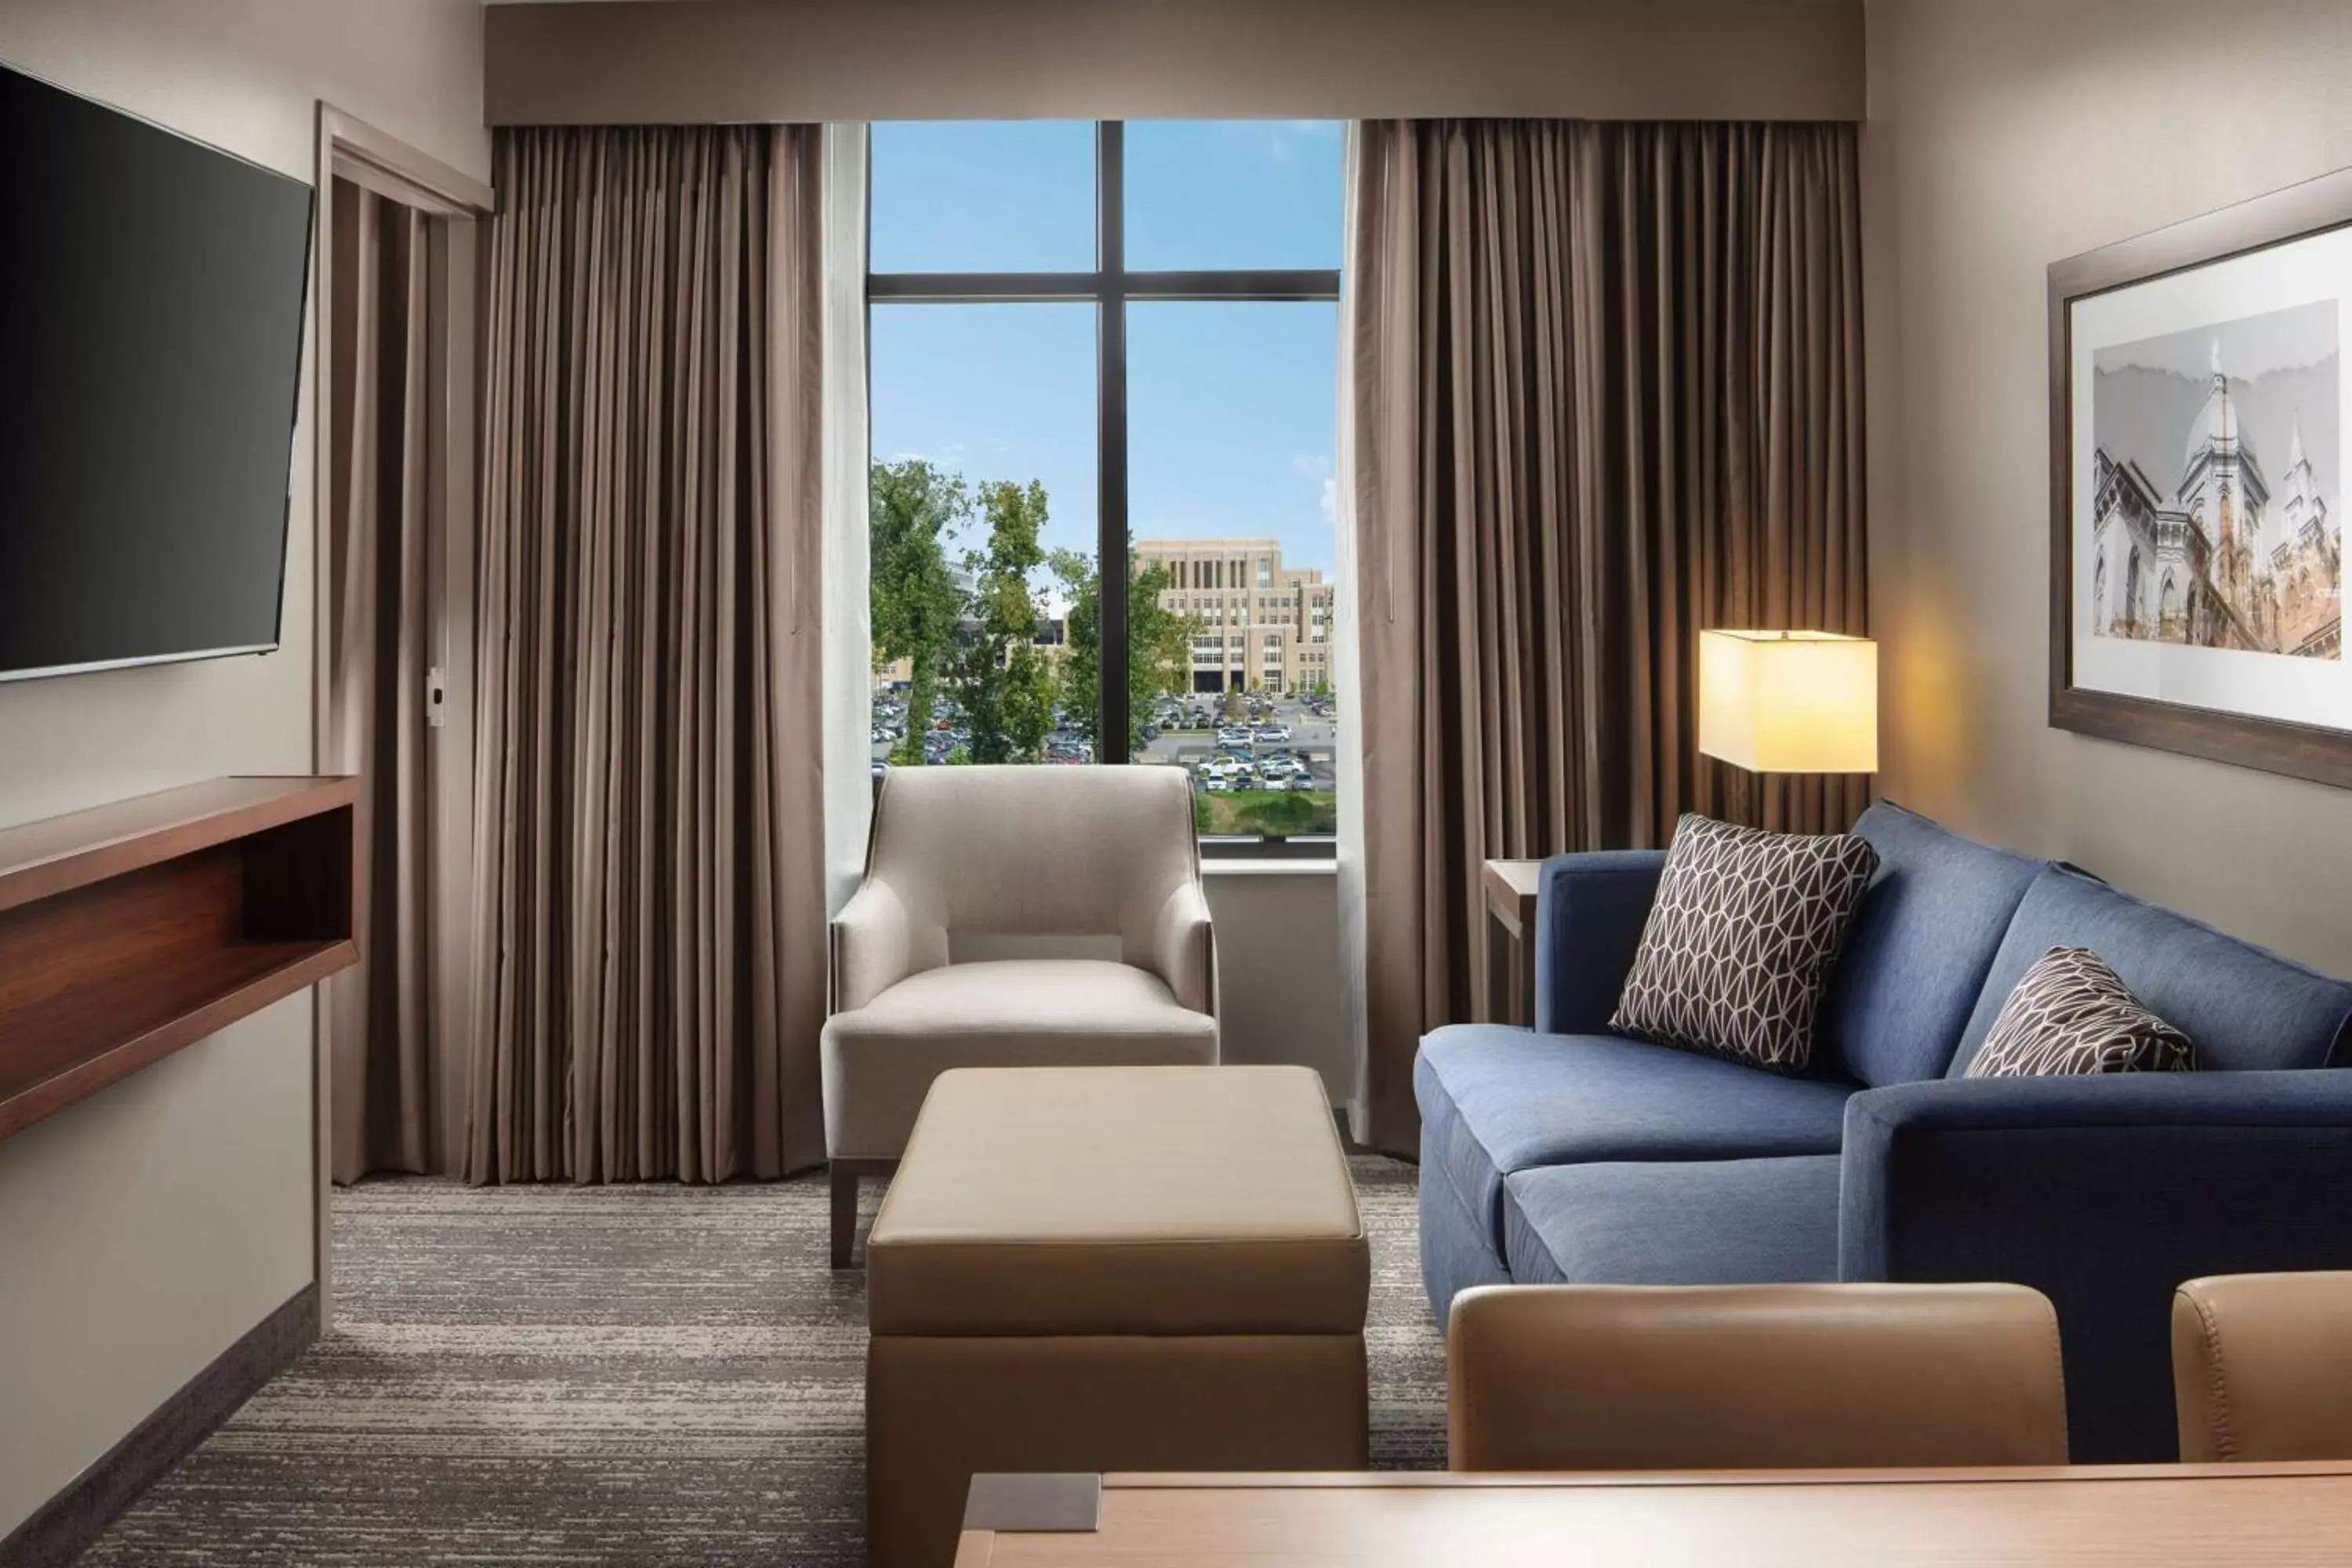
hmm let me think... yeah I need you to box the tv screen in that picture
[0,61,313,682]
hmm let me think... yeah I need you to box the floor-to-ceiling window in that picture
[866,119,1342,852]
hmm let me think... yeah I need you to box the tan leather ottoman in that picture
[864,1064,1370,1568]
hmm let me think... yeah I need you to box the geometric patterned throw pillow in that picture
[1608,814,1881,1074]
[1965,946,2198,1078]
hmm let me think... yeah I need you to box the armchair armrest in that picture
[830,878,921,1014]
[1531,850,1665,1035]
[1149,879,1217,1017]
[1839,1071,2352,1462]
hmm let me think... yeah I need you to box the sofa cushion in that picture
[1414,1025,1857,1262]
[1610,814,1880,1073]
[1965,946,2198,1078]
[1821,800,2046,1087]
[1501,1156,1843,1286]
[1947,866,2352,1076]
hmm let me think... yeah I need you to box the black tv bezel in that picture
[0,55,315,687]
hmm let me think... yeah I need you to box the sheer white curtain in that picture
[1333,123,1373,1144]
[819,123,873,913]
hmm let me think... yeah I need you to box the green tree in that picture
[1129,557,1200,728]
[1050,546,1101,747]
[1053,546,1204,753]
[953,479,1058,763]
[869,459,968,765]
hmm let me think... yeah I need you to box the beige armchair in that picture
[822,763,1218,1265]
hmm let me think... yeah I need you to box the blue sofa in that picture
[1416,801,2352,1463]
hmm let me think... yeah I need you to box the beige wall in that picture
[1203,869,1349,1107]
[1864,0,2352,973]
[0,0,485,1535]
[485,0,1863,125]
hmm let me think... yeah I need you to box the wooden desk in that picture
[1481,858,1543,1025]
[956,1464,2352,1566]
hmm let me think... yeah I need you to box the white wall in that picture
[1864,0,2352,975]
[1204,869,1350,1108]
[0,0,485,1534]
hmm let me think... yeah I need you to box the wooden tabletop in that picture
[956,1464,2352,1566]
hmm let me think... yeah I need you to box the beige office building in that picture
[1133,537,1335,693]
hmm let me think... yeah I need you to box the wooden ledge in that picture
[0,776,358,1141]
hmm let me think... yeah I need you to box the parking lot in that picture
[869,691,1338,792]
[1137,693,1338,793]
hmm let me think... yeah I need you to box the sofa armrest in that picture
[1838,1071,2352,1462]
[830,878,920,1014]
[1149,878,1217,1018]
[1532,850,1665,1036]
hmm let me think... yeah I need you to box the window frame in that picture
[866,121,1341,855]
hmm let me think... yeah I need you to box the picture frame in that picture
[2049,167,2352,789]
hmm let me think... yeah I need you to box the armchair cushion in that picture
[1416,1025,1856,1268]
[821,959,1218,1158]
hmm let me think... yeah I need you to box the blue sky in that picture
[868,121,1343,575]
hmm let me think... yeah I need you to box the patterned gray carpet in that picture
[82,1156,1443,1566]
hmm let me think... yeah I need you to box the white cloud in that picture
[1251,118,1341,165]
[1319,477,1338,524]
[1290,449,1333,481]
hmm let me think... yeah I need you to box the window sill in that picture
[1201,858,1339,877]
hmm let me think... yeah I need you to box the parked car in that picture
[1254,724,1290,743]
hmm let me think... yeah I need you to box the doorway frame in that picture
[310,105,494,1333]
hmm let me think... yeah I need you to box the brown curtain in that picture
[1348,120,1868,1155]
[466,125,829,1184]
[326,181,436,1182]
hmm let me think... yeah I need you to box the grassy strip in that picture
[1194,789,1338,840]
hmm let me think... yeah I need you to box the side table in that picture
[1481,858,1544,1025]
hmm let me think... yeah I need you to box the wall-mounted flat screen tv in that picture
[0,60,313,683]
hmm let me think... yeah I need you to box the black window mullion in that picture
[1097,120,1131,764]
[1124,268,1340,302]
[865,270,1105,302]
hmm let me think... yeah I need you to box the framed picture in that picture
[2050,169,2352,787]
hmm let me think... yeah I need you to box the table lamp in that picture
[1697,630,1878,774]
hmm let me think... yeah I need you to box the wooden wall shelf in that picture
[0,776,358,1142]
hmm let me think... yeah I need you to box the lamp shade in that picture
[1698,630,1878,774]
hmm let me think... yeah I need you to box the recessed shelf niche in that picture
[0,775,358,1141]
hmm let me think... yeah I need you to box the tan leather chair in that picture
[1446,1283,2069,1472]
[822,764,1218,1265]
[2174,1272,2352,1462]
